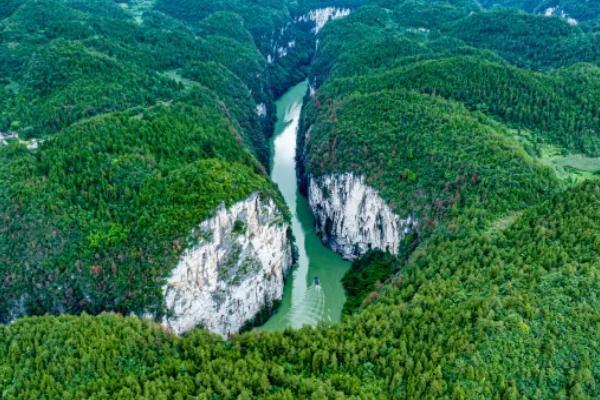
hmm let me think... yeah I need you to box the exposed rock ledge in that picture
[163,193,293,337]
[296,7,351,34]
[308,173,415,260]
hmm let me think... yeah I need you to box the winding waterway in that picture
[257,80,350,332]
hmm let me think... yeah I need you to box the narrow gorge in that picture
[4,0,600,397]
[258,80,410,330]
[0,1,411,338]
[153,6,365,336]
[257,81,350,331]
[156,5,411,334]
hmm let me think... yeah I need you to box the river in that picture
[256,80,351,332]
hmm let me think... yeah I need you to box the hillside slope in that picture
[3,180,600,398]
[2,0,600,397]
[0,0,341,333]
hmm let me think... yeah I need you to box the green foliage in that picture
[0,0,25,19]
[371,0,480,29]
[5,39,178,136]
[341,250,399,315]
[481,0,600,22]
[310,4,502,85]
[154,0,316,95]
[197,11,255,44]
[303,0,599,246]
[0,102,282,321]
[181,61,270,164]
[0,0,312,158]
[3,1,600,398]
[3,181,600,398]
[0,0,321,321]
[310,6,397,85]
[232,220,246,235]
[442,8,600,70]
[198,35,266,99]
[326,56,600,156]
[312,3,600,81]
[303,86,559,237]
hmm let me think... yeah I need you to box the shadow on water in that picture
[256,80,350,332]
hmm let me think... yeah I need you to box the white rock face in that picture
[256,103,267,117]
[0,131,42,150]
[276,40,296,58]
[566,16,578,26]
[308,173,415,260]
[163,193,293,337]
[298,7,351,34]
[0,131,18,146]
[544,7,578,25]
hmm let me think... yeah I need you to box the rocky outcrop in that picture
[163,193,293,337]
[0,131,41,150]
[0,131,18,145]
[308,173,415,260]
[256,103,267,117]
[297,7,351,34]
[544,7,578,25]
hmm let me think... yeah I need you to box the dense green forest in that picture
[302,86,559,237]
[2,0,600,398]
[0,0,326,321]
[0,102,286,321]
[302,2,599,216]
[4,180,600,398]
[323,57,600,156]
[481,0,600,22]
[299,0,599,300]
[442,9,600,70]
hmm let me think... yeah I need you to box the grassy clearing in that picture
[541,145,600,182]
[486,210,524,235]
[162,70,199,89]
[513,129,600,183]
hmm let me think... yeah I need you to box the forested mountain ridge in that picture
[2,0,600,398]
[0,103,284,321]
[480,0,600,23]
[322,57,600,156]
[301,84,559,238]
[300,2,599,246]
[443,8,600,70]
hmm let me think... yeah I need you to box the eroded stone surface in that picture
[308,173,415,259]
[163,193,292,337]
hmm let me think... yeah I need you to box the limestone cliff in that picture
[297,7,351,34]
[162,193,293,337]
[308,173,415,259]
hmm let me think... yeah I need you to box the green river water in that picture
[256,81,351,332]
